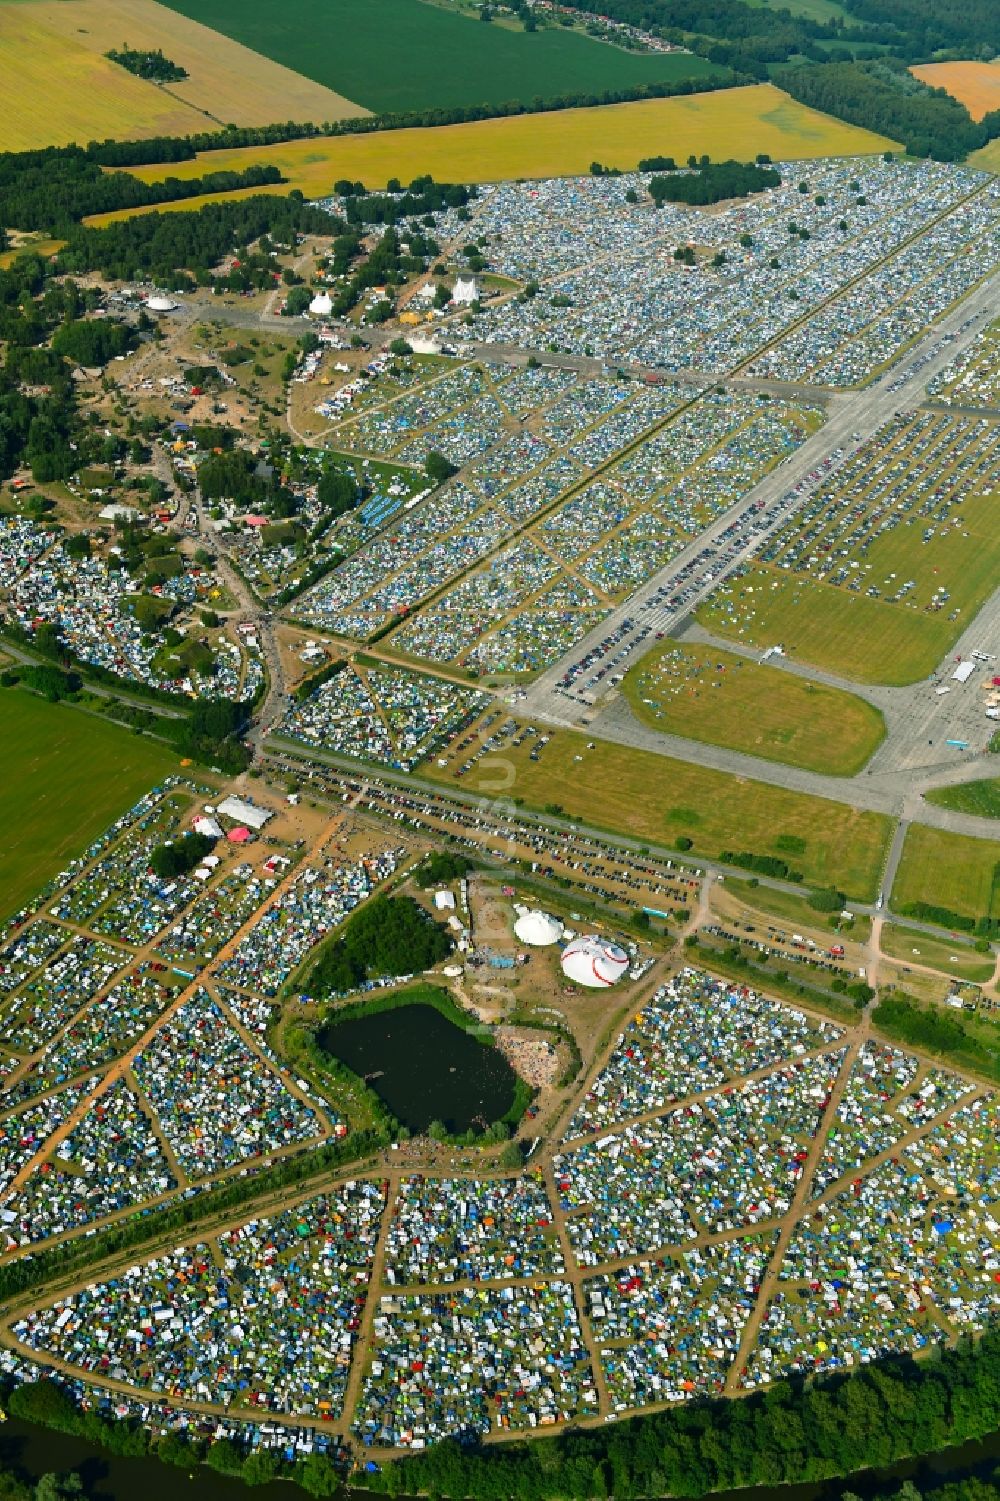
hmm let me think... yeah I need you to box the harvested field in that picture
[22,0,366,130]
[911,61,1000,122]
[0,6,206,149]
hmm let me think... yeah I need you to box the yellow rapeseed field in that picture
[911,61,1000,122]
[23,0,367,131]
[96,85,896,211]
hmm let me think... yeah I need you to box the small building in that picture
[434,890,456,911]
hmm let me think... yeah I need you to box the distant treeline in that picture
[781,59,1000,159]
[553,0,1000,70]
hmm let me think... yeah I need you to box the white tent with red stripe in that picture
[560,935,629,988]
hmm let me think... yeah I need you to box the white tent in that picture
[308,292,333,317]
[514,909,562,947]
[451,276,478,305]
[217,796,272,831]
[145,295,177,313]
[193,815,223,839]
[561,935,629,988]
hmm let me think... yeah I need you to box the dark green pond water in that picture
[318,1002,517,1134]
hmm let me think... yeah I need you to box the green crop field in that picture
[622,638,885,775]
[925,779,1000,819]
[426,721,892,899]
[0,693,177,921]
[892,824,1000,927]
[880,922,995,984]
[156,0,725,114]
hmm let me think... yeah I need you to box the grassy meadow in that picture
[925,779,1000,819]
[622,638,885,775]
[425,719,893,899]
[892,824,1000,926]
[880,922,994,983]
[0,692,177,921]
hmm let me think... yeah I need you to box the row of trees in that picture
[0,143,283,233]
[369,1334,1000,1499]
[80,70,741,169]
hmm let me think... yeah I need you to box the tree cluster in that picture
[149,831,216,880]
[649,158,780,205]
[307,894,452,996]
[369,1334,1000,1499]
[105,45,188,82]
[0,144,283,233]
[780,60,994,160]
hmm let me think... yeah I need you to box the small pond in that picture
[318,1002,517,1134]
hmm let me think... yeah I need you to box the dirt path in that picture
[723,1023,866,1392]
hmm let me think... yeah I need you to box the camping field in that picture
[155,0,726,115]
[697,568,963,686]
[90,87,897,223]
[621,638,885,775]
[911,61,1000,122]
[424,720,893,899]
[891,824,1000,927]
[0,693,177,922]
[697,485,1000,687]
